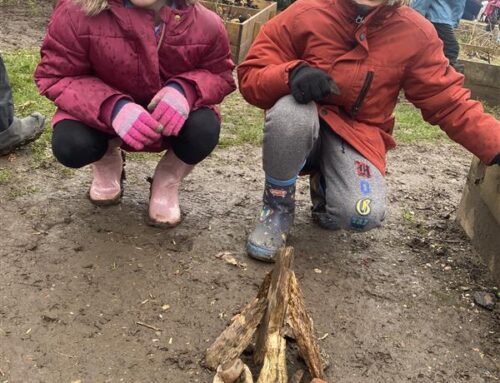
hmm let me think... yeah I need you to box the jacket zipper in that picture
[351,71,374,116]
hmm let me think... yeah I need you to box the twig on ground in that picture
[136,321,161,331]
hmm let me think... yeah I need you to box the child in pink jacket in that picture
[35,0,236,226]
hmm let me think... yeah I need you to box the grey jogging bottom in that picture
[262,95,387,232]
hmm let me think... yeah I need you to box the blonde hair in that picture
[75,0,198,16]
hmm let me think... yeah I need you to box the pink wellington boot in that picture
[148,150,194,227]
[89,138,125,206]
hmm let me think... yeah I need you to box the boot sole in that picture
[146,216,181,228]
[246,242,277,263]
[89,193,122,207]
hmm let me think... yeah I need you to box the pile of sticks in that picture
[205,247,327,383]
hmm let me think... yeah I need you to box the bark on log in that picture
[205,273,272,370]
[288,272,325,379]
[254,247,295,382]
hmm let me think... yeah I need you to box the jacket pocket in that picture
[351,71,374,116]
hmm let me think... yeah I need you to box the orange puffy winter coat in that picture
[238,0,500,174]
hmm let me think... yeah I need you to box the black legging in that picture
[432,23,460,67]
[52,108,220,168]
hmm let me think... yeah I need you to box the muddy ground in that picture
[0,2,499,383]
[1,142,499,383]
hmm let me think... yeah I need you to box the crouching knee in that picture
[315,197,386,232]
[264,95,318,141]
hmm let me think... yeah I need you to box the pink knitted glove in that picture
[148,86,190,137]
[111,103,162,150]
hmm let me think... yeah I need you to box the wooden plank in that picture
[457,157,500,285]
[254,247,294,371]
[256,335,287,383]
[200,0,277,63]
[288,272,325,379]
[460,59,500,106]
[205,272,272,370]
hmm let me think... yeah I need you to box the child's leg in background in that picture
[431,23,463,72]
[0,54,45,157]
[313,122,387,232]
[0,54,14,132]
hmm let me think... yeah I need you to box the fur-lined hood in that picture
[75,0,198,16]
[76,0,411,16]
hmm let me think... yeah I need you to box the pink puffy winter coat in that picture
[35,0,236,151]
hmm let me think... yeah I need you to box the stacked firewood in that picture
[205,247,328,383]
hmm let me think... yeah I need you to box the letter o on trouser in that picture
[262,95,320,181]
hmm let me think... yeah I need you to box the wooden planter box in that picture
[459,59,500,106]
[457,157,500,285]
[202,0,278,64]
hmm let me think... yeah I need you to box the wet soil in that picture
[1,143,499,383]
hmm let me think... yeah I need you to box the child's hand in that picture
[148,86,190,137]
[289,64,340,104]
[112,103,163,150]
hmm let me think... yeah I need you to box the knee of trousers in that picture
[52,130,107,169]
[172,108,220,165]
[319,197,386,232]
[264,95,319,144]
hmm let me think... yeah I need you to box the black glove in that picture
[289,64,340,104]
[491,154,500,166]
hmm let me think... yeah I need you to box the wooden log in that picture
[254,247,294,382]
[288,272,325,379]
[290,369,305,383]
[213,360,255,383]
[256,333,287,383]
[241,364,255,383]
[205,272,272,370]
[218,359,245,383]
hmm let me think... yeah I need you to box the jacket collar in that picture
[336,0,399,28]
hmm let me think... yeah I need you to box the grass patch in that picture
[393,102,447,143]
[219,91,264,147]
[401,208,416,223]
[393,100,500,144]
[0,168,12,184]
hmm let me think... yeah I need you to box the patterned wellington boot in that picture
[148,150,194,227]
[246,178,296,262]
[89,138,124,206]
